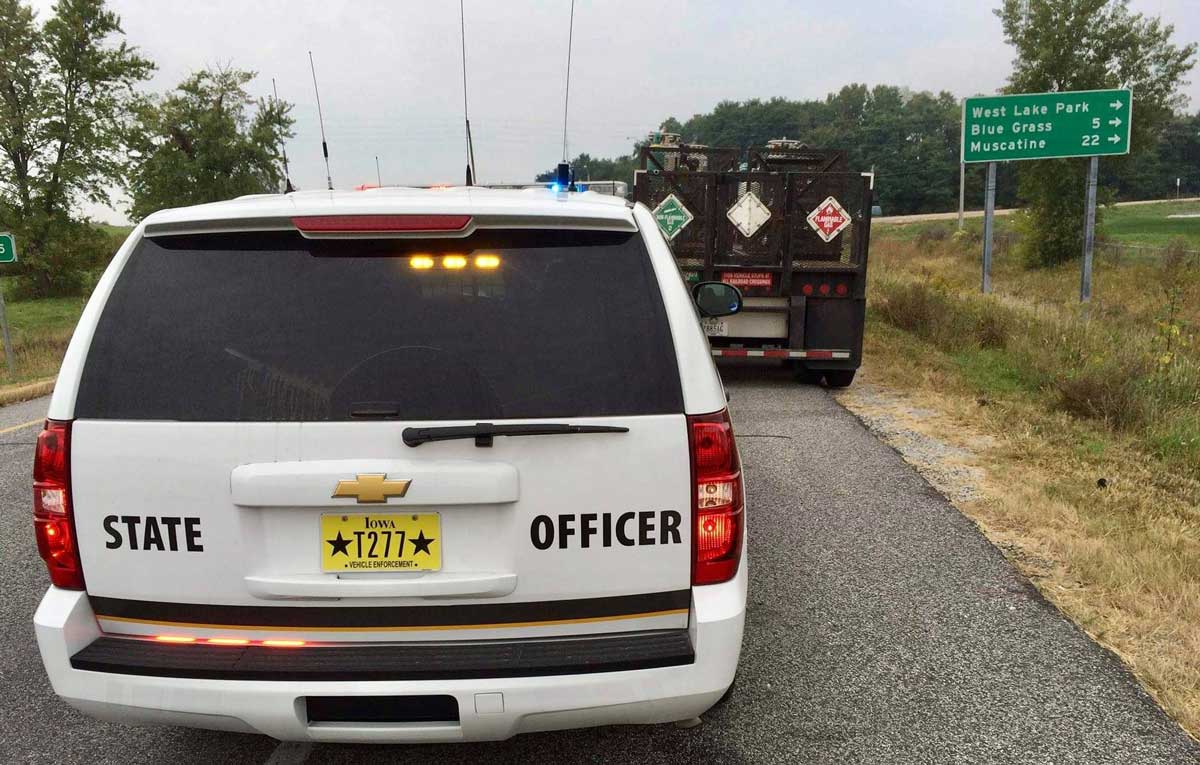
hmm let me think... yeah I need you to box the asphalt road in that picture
[2,371,1198,764]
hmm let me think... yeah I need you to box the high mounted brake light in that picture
[292,214,472,233]
[688,410,744,585]
[33,420,85,589]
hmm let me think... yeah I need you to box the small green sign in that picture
[652,194,694,240]
[0,233,14,264]
[962,89,1132,163]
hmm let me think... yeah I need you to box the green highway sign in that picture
[0,232,14,264]
[962,89,1132,163]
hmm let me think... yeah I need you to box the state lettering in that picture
[102,514,204,552]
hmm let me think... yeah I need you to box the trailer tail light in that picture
[799,279,851,298]
[688,410,744,585]
[33,420,84,590]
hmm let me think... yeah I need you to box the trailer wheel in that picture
[822,370,856,388]
[791,364,823,385]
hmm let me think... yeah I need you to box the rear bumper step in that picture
[70,630,695,682]
[710,348,851,359]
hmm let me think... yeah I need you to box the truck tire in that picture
[822,369,856,388]
[791,365,823,385]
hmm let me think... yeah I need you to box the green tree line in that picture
[543,2,1196,268]
[546,86,1198,219]
[0,0,293,297]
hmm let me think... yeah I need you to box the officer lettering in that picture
[103,515,204,552]
[530,511,682,549]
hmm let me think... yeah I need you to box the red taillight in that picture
[292,214,472,233]
[33,420,84,589]
[688,410,744,585]
[819,283,831,296]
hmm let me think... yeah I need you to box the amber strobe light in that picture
[688,410,744,585]
[151,636,306,647]
[33,420,84,589]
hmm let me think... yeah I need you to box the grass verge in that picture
[0,282,86,388]
[852,215,1200,736]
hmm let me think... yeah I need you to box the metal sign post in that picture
[981,162,996,293]
[957,161,965,230]
[0,232,16,375]
[1080,156,1099,302]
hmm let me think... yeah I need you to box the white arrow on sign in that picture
[1107,135,1121,144]
[1110,100,1123,109]
[1109,117,1122,127]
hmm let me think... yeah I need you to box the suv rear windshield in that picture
[75,229,683,421]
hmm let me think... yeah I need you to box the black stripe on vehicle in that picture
[89,590,692,629]
[71,630,696,681]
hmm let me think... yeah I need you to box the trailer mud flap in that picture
[804,298,864,364]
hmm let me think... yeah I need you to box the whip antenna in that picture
[308,51,333,190]
[271,78,295,193]
[376,155,382,187]
[561,0,575,163]
[460,0,477,185]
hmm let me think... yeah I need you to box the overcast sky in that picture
[27,0,1200,223]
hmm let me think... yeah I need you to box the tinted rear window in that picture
[75,230,683,421]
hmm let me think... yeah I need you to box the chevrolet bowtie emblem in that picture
[332,474,412,504]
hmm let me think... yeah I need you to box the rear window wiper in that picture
[402,422,629,447]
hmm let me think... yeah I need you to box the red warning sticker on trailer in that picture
[721,271,773,288]
[807,196,852,242]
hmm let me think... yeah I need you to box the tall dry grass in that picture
[868,236,1200,477]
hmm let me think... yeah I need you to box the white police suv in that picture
[31,186,748,742]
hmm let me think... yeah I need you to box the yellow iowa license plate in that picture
[320,513,441,573]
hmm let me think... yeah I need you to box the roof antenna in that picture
[375,155,383,187]
[271,78,295,193]
[459,0,477,185]
[559,0,577,191]
[308,51,333,191]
